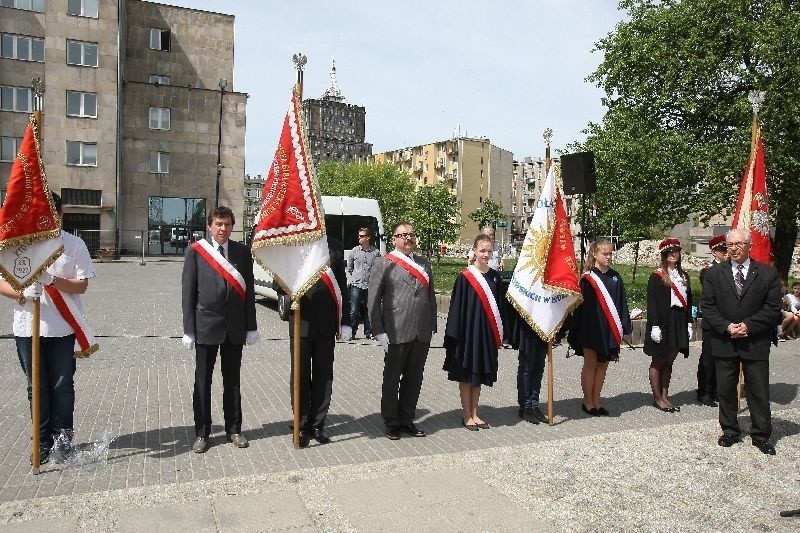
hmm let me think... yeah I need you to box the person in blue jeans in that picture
[0,193,96,464]
[346,227,380,339]
[512,316,548,424]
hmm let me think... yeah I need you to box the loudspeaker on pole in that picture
[560,151,597,195]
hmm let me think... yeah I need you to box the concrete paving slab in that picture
[214,492,313,532]
[116,501,216,532]
[0,519,73,533]
[326,476,424,518]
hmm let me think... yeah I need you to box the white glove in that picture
[650,326,662,344]
[687,323,694,339]
[23,281,43,299]
[38,272,54,285]
[246,330,261,345]
[339,325,352,342]
[375,333,390,353]
[181,334,195,350]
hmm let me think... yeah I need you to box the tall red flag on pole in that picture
[251,86,328,303]
[0,115,63,290]
[731,119,771,263]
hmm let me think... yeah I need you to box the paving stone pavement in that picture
[0,261,798,531]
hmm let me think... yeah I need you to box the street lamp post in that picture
[214,78,227,208]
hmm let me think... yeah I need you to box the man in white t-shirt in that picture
[0,193,96,464]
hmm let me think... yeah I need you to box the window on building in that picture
[66,141,97,166]
[149,151,170,173]
[66,91,97,118]
[61,187,101,206]
[148,74,170,85]
[1,34,45,62]
[66,40,98,67]
[0,85,32,112]
[66,0,98,17]
[1,0,45,12]
[149,29,170,51]
[149,107,170,130]
[0,136,22,162]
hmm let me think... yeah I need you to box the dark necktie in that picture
[218,245,225,258]
[735,264,744,296]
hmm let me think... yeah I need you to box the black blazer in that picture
[699,259,781,360]
[181,239,257,345]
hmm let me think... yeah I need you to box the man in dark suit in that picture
[368,222,437,440]
[288,238,351,447]
[182,206,259,453]
[700,228,781,455]
[696,235,728,406]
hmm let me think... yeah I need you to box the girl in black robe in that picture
[443,234,508,430]
[568,239,631,416]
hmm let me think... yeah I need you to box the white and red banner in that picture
[732,119,771,264]
[462,265,503,347]
[193,239,247,299]
[581,271,623,345]
[386,250,430,291]
[0,115,63,291]
[251,87,328,302]
[653,268,688,309]
[506,164,582,342]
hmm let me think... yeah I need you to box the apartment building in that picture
[370,137,513,245]
[302,59,371,163]
[0,0,246,255]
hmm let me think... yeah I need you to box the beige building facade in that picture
[370,137,514,245]
[0,0,246,255]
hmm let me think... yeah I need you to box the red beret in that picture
[708,235,727,251]
[659,238,682,253]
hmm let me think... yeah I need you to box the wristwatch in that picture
[48,276,57,286]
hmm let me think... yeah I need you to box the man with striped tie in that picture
[700,228,781,455]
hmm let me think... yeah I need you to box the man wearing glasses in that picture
[700,228,781,455]
[368,222,437,440]
[347,228,380,340]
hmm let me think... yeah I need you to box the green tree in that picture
[467,197,507,231]
[409,183,463,257]
[316,160,415,241]
[578,0,800,278]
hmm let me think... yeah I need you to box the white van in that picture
[252,195,385,319]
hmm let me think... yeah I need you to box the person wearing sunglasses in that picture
[346,228,380,340]
[367,222,437,440]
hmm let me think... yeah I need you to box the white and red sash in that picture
[462,265,503,347]
[192,239,247,300]
[44,286,99,358]
[582,271,623,346]
[386,250,430,291]
[319,267,343,328]
[654,268,688,309]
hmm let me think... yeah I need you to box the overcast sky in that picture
[160,1,627,176]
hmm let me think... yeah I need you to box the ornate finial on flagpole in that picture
[31,77,45,112]
[292,52,307,84]
[543,128,554,172]
[748,90,765,119]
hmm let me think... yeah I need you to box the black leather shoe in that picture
[226,433,249,448]
[385,428,401,440]
[298,431,311,448]
[313,427,331,444]
[698,398,718,407]
[596,407,610,416]
[752,439,776,455]
[717,434,742,447]
[518,408,525,419]
[399,424,426,437]
[582,403,599,416]
[529,407,548,423]
[462,420,479,431]
[192,437,209,453]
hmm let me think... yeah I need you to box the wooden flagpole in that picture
[291,54,307,448]
[543,128,555,426]
[30,77,45,473]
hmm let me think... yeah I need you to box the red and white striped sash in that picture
[44,286,99,358]
[653,268,688,308]
[386,250,430,291]
[192,240,247,300]
[462,265,503,347]
[582,271,623,345]
[319,267,343,328]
